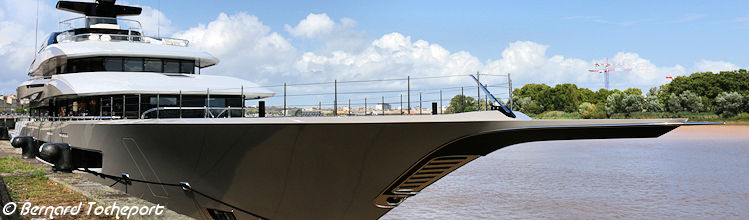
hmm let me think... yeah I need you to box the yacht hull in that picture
[18,112,687,219]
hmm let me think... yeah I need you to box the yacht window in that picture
[144,59,163,72]
[180,60,195,74]
[104,58,123,71]
[164,60,180,73]
[124,58,144,72]
[149,97,177,105]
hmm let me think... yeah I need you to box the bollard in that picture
[11,136,36,159]
[0,126,8,140]
[258,101,266,118]
[432,102,438,115]
[38,143,73,172]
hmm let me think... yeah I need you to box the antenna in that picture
[157,0,161,38]
[34,0,39,54]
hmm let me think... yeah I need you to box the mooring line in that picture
[77,168,269,220]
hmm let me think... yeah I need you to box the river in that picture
[381,125,749,219]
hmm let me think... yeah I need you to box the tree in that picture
[644,87,663,112]
[668,93,684,113]
[715,91,744,117]
[512,96,544,114]
[679,90,704,112]
[445,95,478,113]
[622,94,644,113]
[605,93,625,115]
[624,88,643,96]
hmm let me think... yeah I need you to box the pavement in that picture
[0,138,193,219]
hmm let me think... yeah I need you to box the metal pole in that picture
[179,90,182,118]
[461,87,464,113]
[440,89,443,114]
[476,71,481,111]
[156,93,159,119]
[407,76,410,115]
[334,80,337,116]
[419,92,422,115]
[122,94,126,118]
[319,101,322,115]
[240,85,244,118]
[381,96,385,115]
[138,94,141,118]
[99,97,102,117]
[283,83,287,116]
[110,96,113,117]
[348,99,351,116]
[400,94,403,115]
[206,88,210,118]
[508,72,513,111]
[364,98,367,116]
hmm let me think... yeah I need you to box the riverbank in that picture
[0,140,190,219]
[529,111,749,124]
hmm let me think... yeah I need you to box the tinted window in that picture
[180,60,194,74]
[144,59,162,72]
[104,58,123,71]
[164,60,180,73]
[124,58,143,72]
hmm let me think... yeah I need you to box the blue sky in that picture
[1,0,747,107]
[160,0,749,66]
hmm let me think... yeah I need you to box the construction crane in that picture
[588,58,633,90]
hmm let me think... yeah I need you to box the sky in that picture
[1,0,747,107]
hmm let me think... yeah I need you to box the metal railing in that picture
[140,106,245,119]
[56,16,189,47]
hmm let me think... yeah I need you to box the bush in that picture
[715,91,744,117]
[622,94,644,113]
[668,93,683,112]
[538,111,580,119]
[679,90,704,112]
[578,102,606,119]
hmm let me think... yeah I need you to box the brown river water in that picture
[381,125,749,219]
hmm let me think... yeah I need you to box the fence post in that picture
[206,88,210,118]
[508,72,513,111]
[334,80,338,116]
[407,76,411,115]
[419,92,422,115]
[240,85,244,118]
[382,96,385,115]
[179,90,182,118]
[476,71,481,111]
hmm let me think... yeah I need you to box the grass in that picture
[0,156,107,219]
[0,157,46,176]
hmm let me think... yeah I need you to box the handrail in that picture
[140,106,246,119]
[59,16,143,32]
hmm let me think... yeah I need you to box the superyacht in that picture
[12,0,709,219]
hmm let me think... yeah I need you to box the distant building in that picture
[374,103,391,110]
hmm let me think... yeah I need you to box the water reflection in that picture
[382,126,749,219]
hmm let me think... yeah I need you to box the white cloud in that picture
[295,32,482,88]
[173,13,298,82]
[285,13,369,53]
[694,60,739,73]
[285,13,336,38]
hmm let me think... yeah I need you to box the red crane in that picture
[588,58,633,90]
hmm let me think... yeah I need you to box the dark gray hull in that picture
[18,112,688,219]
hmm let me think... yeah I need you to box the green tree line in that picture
[448,69,749,119]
